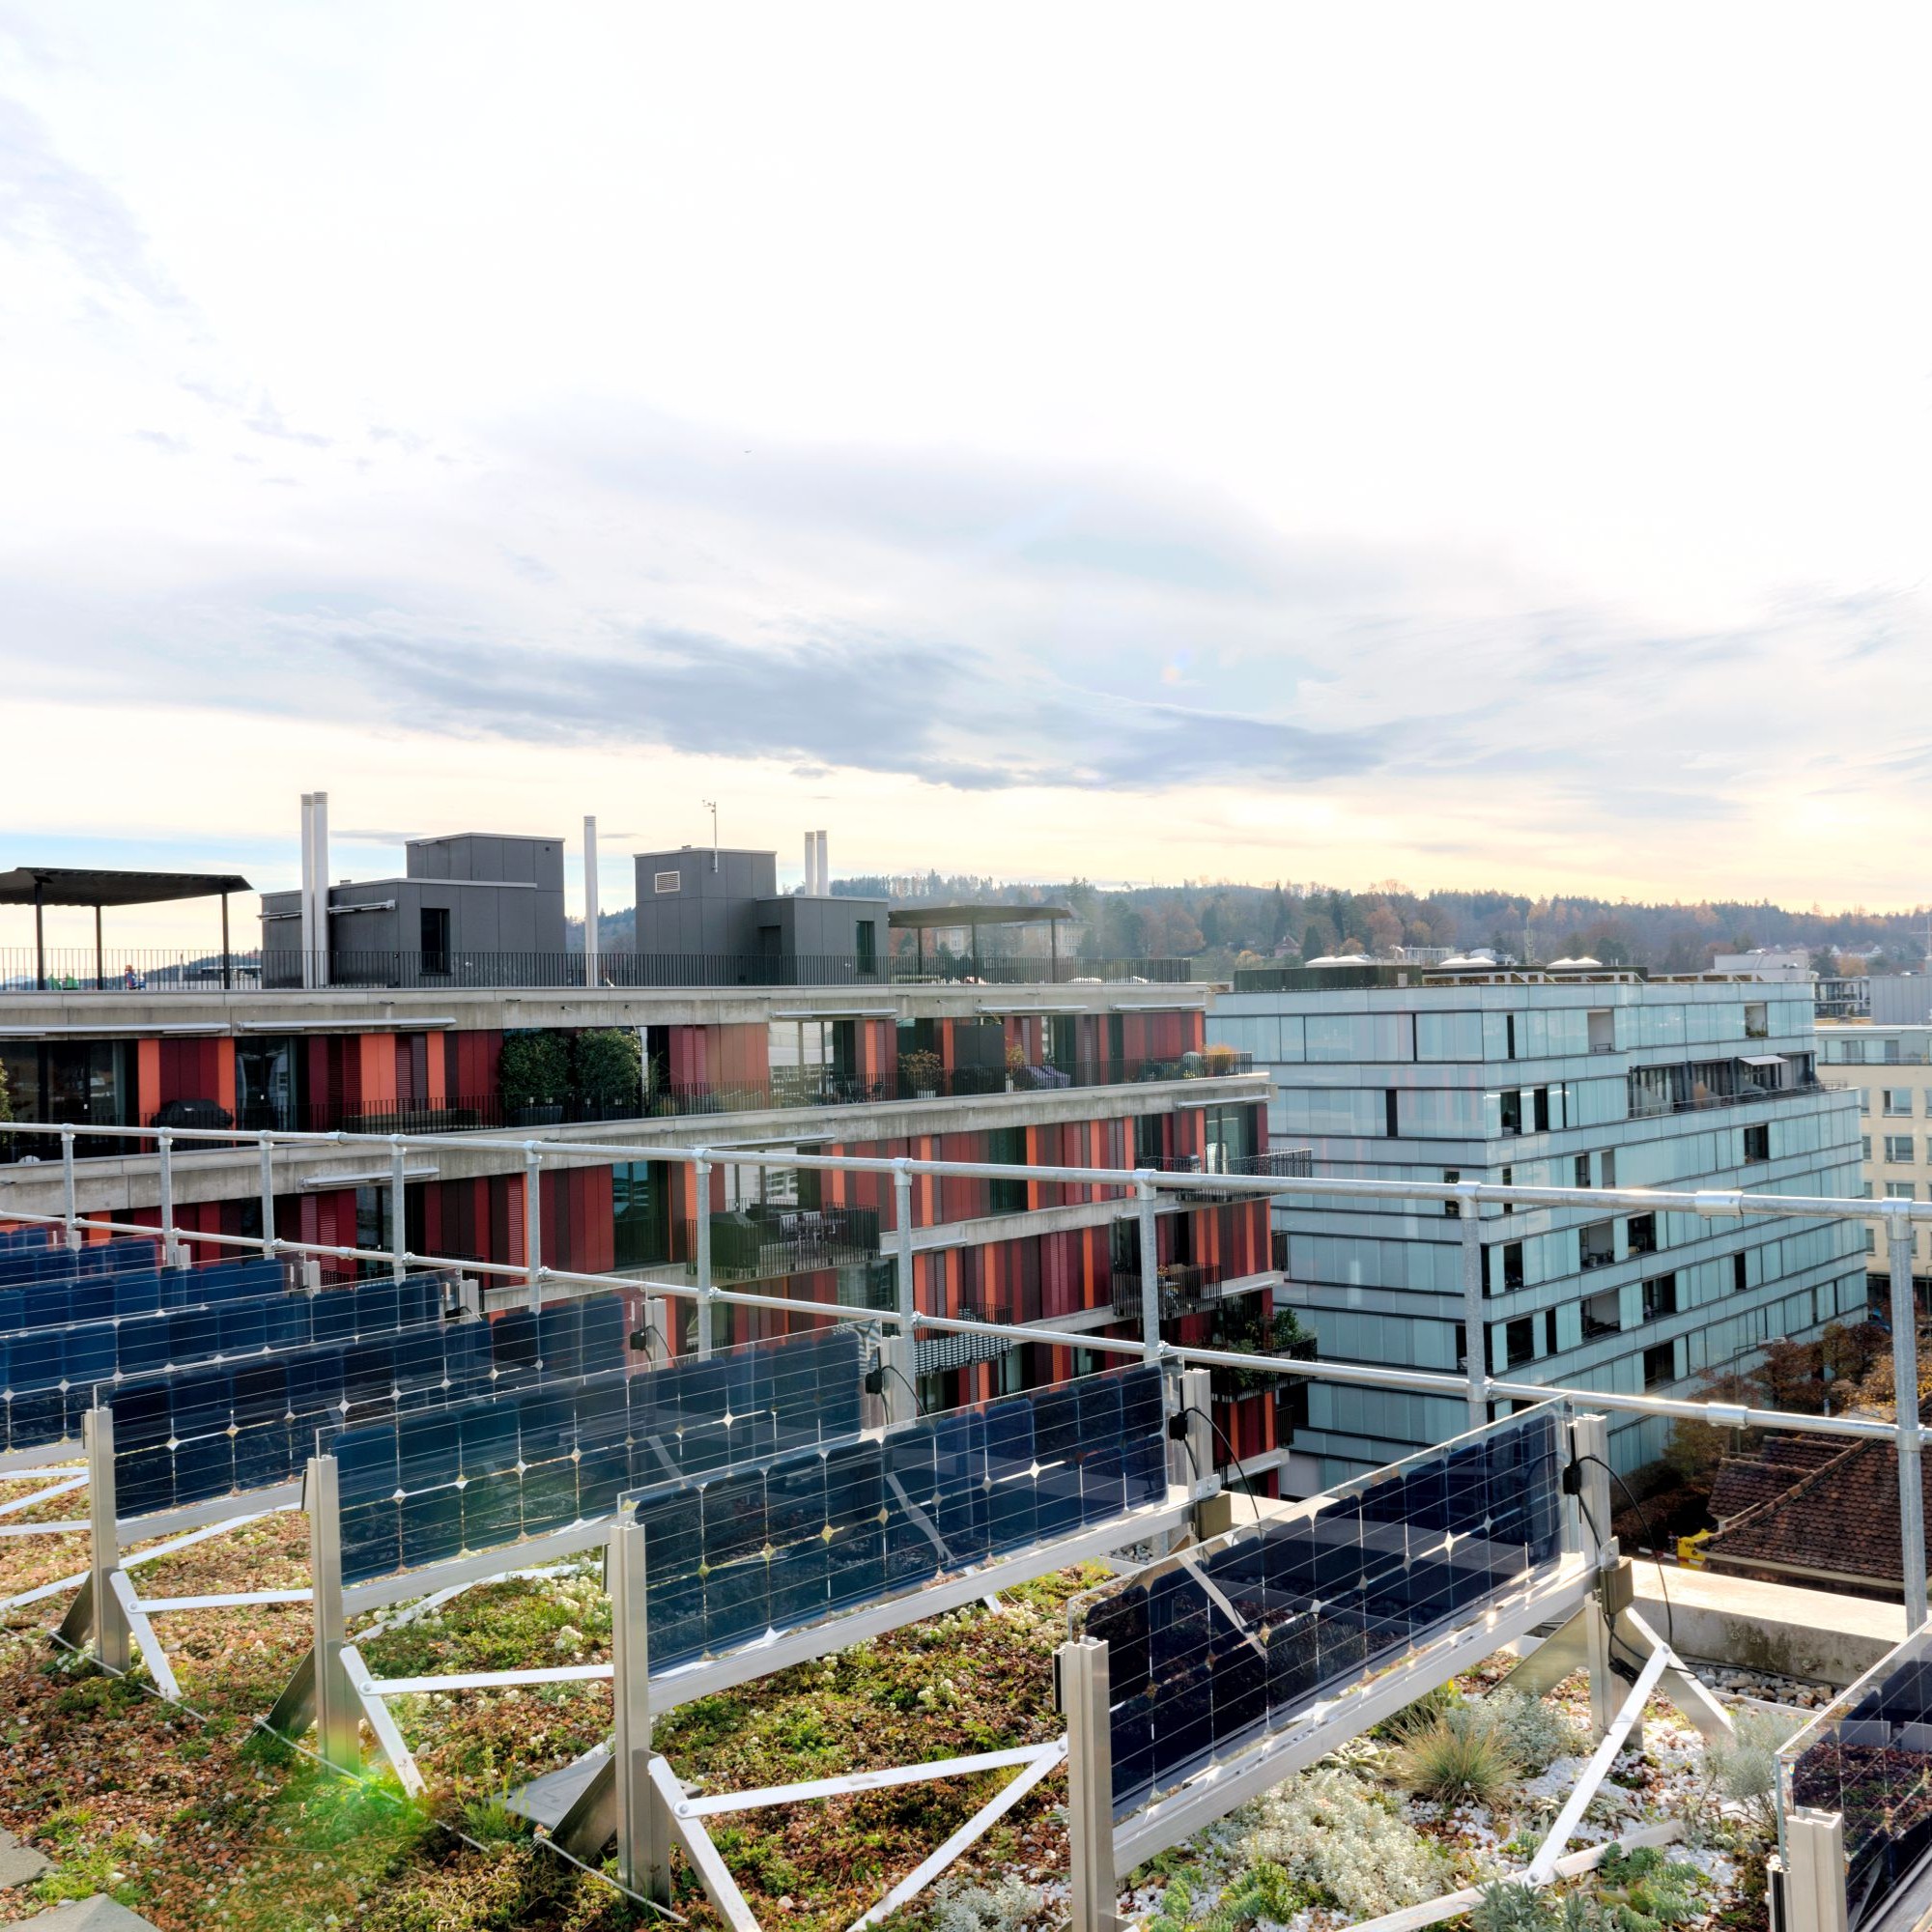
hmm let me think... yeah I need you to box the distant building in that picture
[261,832,566,986]
[1815,1020,1932,1298]
[1211,968,1863,1480]
[1713,947,1812,980]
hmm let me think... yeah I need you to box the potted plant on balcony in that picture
[499,1029,569,1126]
[573,1028,641,1121]
[1204,1041,1239,1077]
[901,1048,943,1100]
[1006,1038,1029,1093]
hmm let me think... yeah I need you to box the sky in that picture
[3,2,1930,954]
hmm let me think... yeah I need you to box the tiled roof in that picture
[1704,1436,1914,1583]
[1708,1433,1850,1524]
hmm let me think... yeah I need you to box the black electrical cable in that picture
[1577,1451,1676,1664]
[1572,1481,1652,1677]
[883,1358,924,1417]
[1205,1409,1264,1522]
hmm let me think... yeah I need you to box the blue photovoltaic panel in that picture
[620,1360,1171,1674]
[108,1289,633,1520]
[322,1322,870,1586]
[1081,1405,1566,1818]
[0,1272,456,1455]
[0,1236,163,1293]
[1786,1631,1932,1929]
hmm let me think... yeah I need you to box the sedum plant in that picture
[1235,1766,1450,1918]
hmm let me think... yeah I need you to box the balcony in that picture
[1625,1074,1837,1122]
[692,1204,884,1285]
[2,947,1194,995]
[1109,1262,1271,1320]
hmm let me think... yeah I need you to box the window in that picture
[1544,1309,1557,1356]
[987,1126,1028,1215]
[856,922,877,974]
[654,870,681,894]
[1385,1090,1400,1138]
[1887,1182,1918,1201]
[1575,1153,1592,1188]
[1643,1341,1676,1389]
[1886,1090,1914,1116]
[419,907,450,975]
[1580,1220,1615,1270]
[1506,1014,1518,1061]
[1862,1181,1874,1199]
[1586,1009,1614,1054]
[1502,1241,1524,1292]
[1743,1123,1770,1163]
[1504,1317,1535,1369]
[1500,1089,1522,1136]
[1500,1165,1516,1215]
[1443,1169,1462,1217]
[1642,1272,1678,1321]
[1862,1136,1874,1161]
[1745,1003,1768,1040]
[1858,1091,1870,1116]
[1886,1039,1903,1065]
[1733,1252,1748,1293]
[1887,1136,1917,1165]
[1866,1227,1878,1255]
[1583,1290,1620,1338]
[1533,1086,1551,1132]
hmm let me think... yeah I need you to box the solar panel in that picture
[320,1321,872,1587]
[619,1359,1171,1675]
[0,1236,161,1291]
[1078,1404,1566,1817]
[0,1272,457,1455]
[108,1289,635,1520]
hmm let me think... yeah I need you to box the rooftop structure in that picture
[0,865,252,992]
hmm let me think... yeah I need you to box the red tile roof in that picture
[1708,1433,1851,1525]
[1704,1435,1915,1584]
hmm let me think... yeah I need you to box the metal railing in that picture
[1626,1076,1840,1120]
[5,1115,1930,1629]
[2,948,1192,994]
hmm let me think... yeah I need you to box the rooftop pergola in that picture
[0,867,252,991]
[888,902,1074,976]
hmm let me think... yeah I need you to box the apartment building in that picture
[1814,1021,1932,1298]
[1209,969,1864,1480]
[0,960,1292,1487]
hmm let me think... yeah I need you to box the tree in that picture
[1299,915,1337,961]
[498,1030,571,1110]
[573,1028,641,1106]
[1267,885,1291,949]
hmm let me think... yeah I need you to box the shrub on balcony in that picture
[498,1030,570,1119]
[573,1028,641,1114]
[1204,1041,1240,1076]
[901,1049,944,1096]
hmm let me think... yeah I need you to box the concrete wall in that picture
[633,848,777,957]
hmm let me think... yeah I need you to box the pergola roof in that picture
[888,904,1072,928]
[0,867,251,908]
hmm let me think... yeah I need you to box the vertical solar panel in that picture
[1078,1404,1568,1818]
[317,1321,876,1588]
[617,1359,1172,1675]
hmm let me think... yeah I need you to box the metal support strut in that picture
[1060,1636,1119,1932]
[523,1143,544,1314]
[695,1153,714,1358]
[1889,1199,1927,1631]
[1136,1177,1160,1364]
[1458,1184,1486,1432]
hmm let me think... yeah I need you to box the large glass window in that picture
[237,1036,301,1130]
[612,1160,671,1269]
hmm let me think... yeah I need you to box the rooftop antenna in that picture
[701,799,718,872]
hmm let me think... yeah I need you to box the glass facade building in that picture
[1210,976,1865,1480]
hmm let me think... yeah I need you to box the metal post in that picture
[1165,1365,1213,1501]
[894,1159,916,1335]
[312,790,330,989]
[582,815,601,987]
[695,1154,714,1358]
[1058,1636,1119,1932]
[61,1129,79,1250]
[33,877,44,992]
[259,1138,277,1261]
[609,1515,671,1899]
[877,1331,916,1430]
[1889,1199,1927,1631]
[156,1131,185,1269]
[1782,1808,1849,1932]
[524,1144,544,1313]
[1136,1178,1160,1364]
[220,892,231,992]
[305,1454,359,1772]
[390,1138,408,1283]
[1459,1184,1486,1432]
[85,1407,131,1673]
[94,903,103,991]
[1572,1411,1617,1741]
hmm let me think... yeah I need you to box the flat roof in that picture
[0,867,251,908]
[889,904,1073,928]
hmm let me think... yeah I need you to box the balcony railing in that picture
[2,948,1192,995]
[1626,1076,1838,1121]
[1108,1262,1268,1319]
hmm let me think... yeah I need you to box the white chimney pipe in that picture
[583,815,601,982]
[312,790,330,988]
[803,831,816,896]
[299,794,315,988]
[815,830,829,896]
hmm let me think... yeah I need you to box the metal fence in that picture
[2,948,1192,994]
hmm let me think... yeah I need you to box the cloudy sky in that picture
[3,2,1929,951]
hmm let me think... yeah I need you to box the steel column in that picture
[523,1144,544,1313]
[1781,1808,1849,1932]
[1136,1177,1160,1363]
[389,1138,408,1283]
[1458,1183,1486,1431]
[305,1455,359,1771]
[1059,1636,1119,1932]
[1889,1199,1927,1631]
[85,1407,130,1673]
[609,1516,670,1899]
[259,1139,277,1261]
[156,1131,184,1268]
[695,1154,714,1358]
[894,1159,917,1334]
[61,1130,79,1250]
[1572,1412,1616,1741]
